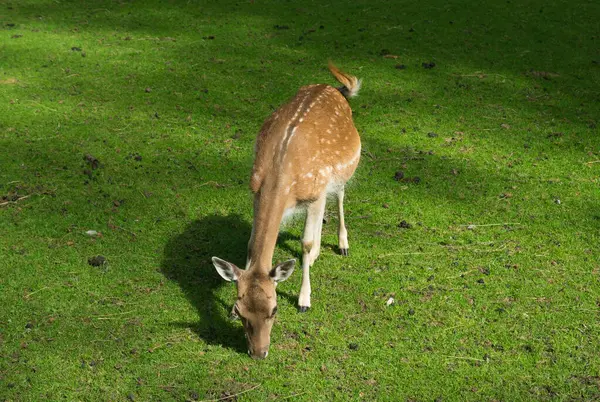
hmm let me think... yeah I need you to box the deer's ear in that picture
[269,259,296,283]
[212,257,243,282]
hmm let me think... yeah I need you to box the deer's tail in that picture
[328,62,362,98]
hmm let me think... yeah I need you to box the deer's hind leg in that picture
[337,187,350,256]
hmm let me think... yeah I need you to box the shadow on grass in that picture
[160,214,250,352]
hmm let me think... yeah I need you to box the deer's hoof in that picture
[298,306,310,313]
[339,248,349,257]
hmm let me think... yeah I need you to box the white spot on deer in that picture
[326,129,332,134]
[305,172,313,178]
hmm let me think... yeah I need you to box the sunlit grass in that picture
[1,0,599,400]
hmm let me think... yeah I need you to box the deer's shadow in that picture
[160,214,300,351]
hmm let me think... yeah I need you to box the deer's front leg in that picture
[299,195,326,312]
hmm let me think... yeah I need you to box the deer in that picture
[212,63,361,359]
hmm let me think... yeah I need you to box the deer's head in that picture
[212,257,295,359]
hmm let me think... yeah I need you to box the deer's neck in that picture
[248,179,290,272]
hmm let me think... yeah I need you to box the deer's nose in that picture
[248,349,269,359]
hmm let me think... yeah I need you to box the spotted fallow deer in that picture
[212,63,361,359]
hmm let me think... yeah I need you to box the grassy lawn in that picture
[1,0,599,400]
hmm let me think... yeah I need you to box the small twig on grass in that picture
[199,383,261,402]
[378,251,439,259]
[95,311,135,320]
[438,241,496,249]
[23,286,49,299]
[442,324,466,332]
[438,241,497,248]
[277,391,307,400]
[445,244,508,253]
[450,269,478,279]
[136,36,176,41]
[198,181,226,188]
[442,355,485,362]
[117,225,137,238]
[556,305,599,313]
[0,195,31,207]
[460,222,521,227]
[362,150,376,160]
[470,247,508,253]
[371,156,424,163]
[24,100,58,112]
[450,72,507,79]
[108,123,133,132]
[584,160,600,165]
[109,222,137,239]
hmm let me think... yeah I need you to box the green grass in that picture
[1,0,599,400]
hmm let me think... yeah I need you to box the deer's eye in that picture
[271,306,278,318]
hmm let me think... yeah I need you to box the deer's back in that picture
[251,84,361,202]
